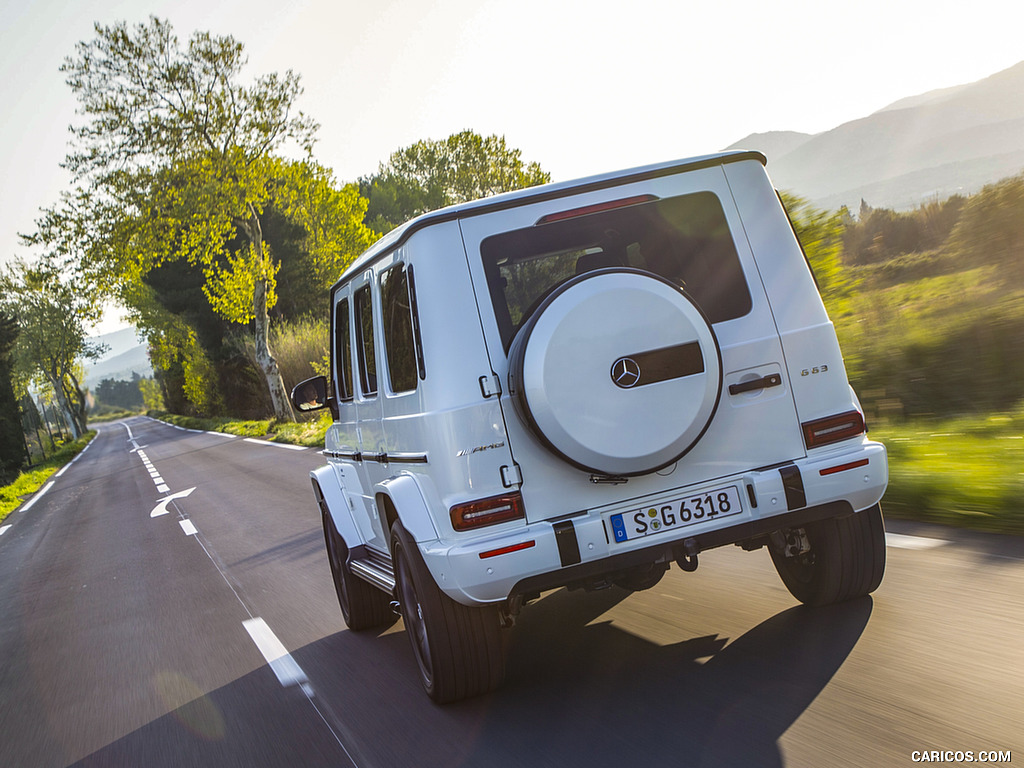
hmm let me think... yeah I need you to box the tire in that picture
[769,504,886,607]
[391,523,505,703]
[321,507,393,631]
[508,268,722,476]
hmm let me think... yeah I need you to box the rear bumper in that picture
[421,438,887,605]
[509,500,855,600]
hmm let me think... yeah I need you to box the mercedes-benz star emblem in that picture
[611,357,642,388]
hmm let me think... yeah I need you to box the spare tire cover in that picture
[508,268,722,476]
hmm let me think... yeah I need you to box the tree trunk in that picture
[47,375,82,440]
[246,208,295,423]
[64,370,88,436]
[254,276,295,422]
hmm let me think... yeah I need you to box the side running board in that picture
[349,548,396,592]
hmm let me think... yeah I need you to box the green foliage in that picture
[138,377,164,412]
[834,173,1024,419]
[872,416,1024,534]
[844,196,964,264]
[91,375,143,411]
[781,192,854,312]
[272,160,377,289]
[32,17,374,422]
[0,311,26,482]
[62,17,316,178]
[0,431,95,522]
[360,130,551,232]
[0,259,103,438]
[203,241,282,324]
[262,315,329,393]
[948,174,1024,281]
[148,409,329,447]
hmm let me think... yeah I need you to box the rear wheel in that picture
[321,507,393,631]
[391,523,505,703]
[769,504,886,607]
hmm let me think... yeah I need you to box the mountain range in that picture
[84,327,152,388]
[725,60,1024,211]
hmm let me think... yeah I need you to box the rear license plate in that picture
[609,485,743,543]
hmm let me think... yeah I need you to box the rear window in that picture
[480,191,752,350]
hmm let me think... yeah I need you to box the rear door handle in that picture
[729,374,782,395]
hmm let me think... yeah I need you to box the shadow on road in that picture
[69,591,872,768]
[477,589,873,767]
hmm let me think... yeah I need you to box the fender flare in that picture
[311,466,363,548]
[375,474,438,544]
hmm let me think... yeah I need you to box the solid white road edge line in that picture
[242,617,309,688]
[21,481,56,512]
[885,532,948,550]
[242,438,307,451]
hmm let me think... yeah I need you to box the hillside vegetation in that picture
[828,174,1024,419]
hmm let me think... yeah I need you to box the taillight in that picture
[450,492,525,531]
[479,540,536,559]
[819,458,870,476]
[802,410,865,449]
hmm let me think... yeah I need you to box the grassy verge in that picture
[147,410,331,448]
[0,431,97,523]
[872,411,1024,535]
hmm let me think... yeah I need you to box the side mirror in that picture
[291,375,329,413]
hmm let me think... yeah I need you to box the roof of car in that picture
[335,149,767,289]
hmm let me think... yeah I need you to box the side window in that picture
[334,297,354,401]
[379,264,419,393]
[354,285,377,397]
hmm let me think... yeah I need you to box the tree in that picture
[92,375,145,411]
[20,394,45,461]
[949,174,1024,281]
[0,311,26,481]
[360,130,551,232]
[0,260,104,439]
[33,17,373,421]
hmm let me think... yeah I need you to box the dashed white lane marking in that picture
[134,447,172,493]
[242,438,307,451]
[886,532,948,550]
[242,617,310,688]
[179,519,198,536]
[208,431,238,439]
[0,525,11,536]
[21,481,55,512]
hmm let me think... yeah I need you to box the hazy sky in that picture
[2,0,1023,331]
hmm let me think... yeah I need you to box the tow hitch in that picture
[675,538,700,572]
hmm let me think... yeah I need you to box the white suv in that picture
[293,150,888,703]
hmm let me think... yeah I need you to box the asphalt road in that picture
[0,416,1020,767]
